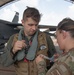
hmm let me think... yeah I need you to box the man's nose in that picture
[32,26,36,30]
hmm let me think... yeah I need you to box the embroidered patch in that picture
[40,44,47,50]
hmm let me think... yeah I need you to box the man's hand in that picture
[35,54,47,75]
[36,54,44,64]
[36,54,59,62]
[12,40,27,54]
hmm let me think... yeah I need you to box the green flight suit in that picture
[0,30,56,75]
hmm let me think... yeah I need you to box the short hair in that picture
[22,6,41,23]
[57,18,74,37]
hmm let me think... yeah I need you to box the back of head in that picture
[57,18,74,38]
[22,6,41,23]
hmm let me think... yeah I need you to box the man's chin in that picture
[29,32,36,36]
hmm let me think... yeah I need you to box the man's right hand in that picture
[12,40,27,54]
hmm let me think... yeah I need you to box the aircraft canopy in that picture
[0,0,19,8]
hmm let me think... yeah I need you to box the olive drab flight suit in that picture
[0,31,56,75]
[46,48,74,75]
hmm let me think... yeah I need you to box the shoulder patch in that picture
[40,44,47,50]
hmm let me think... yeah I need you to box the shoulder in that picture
[9,33,18,40]
[7,33,18,45]
[69,48,74,57]
[38,31,52,41]
[46,50,74,75]
[38,31,51,38]
[55,49,74,75]
[66,49,74,63]
[67,49,74,72]
[38,31,46,38]
[46,61,72,75]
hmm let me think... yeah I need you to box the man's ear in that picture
[21,19,24,26]
[62,30,67,39]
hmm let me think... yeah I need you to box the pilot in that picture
[0,6,56,75]
[46,18,74,75]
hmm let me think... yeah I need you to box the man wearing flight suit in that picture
[0,7,56,75]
